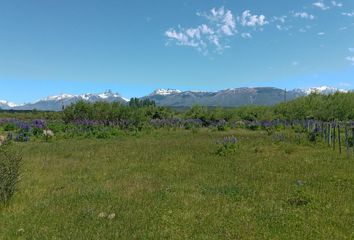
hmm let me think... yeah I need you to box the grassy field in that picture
[1,129,354,239]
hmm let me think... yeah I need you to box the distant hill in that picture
[0,86,349,111]
[11,90,127,111]
[143,87,306,107]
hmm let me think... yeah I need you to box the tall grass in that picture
[0,144,22,205]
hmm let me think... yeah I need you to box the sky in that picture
[0,0,354,103]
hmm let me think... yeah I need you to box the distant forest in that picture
[1,92,354,122]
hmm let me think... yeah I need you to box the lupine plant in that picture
[216,135,239,156]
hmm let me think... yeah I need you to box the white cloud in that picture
[331,1,343,7]
[165,7,236,54]
[272,15,287,23]
[293,12,315,20]
[339,26,347,31]
[342,12,354,17]
[271,15,292,31]
[198,7,237,36]
[165,29,196,47]
[239,10,268,27]
[313,1,330,10]
[347,48,354,66]
[241,33,252,38]
[346,56,354,65]
[317,32,325,35]
[292,61,299,66]
[276,25,283,30]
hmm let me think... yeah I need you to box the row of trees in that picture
[275,92,354,121]
[62,100,173,124]
[3,92,353,123]
[185,92,354,122]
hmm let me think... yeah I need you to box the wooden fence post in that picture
[352,128,354,157]
[333,123,336,151]
[328,123,331,146]
[338,124,342,155]
[345,124,349,158]
[307,121,310,132]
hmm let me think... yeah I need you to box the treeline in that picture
[63,92,354,123]
[275,92,354,121]
[0,109,61,121]
[62,100,173,126]
[2,92,354,123]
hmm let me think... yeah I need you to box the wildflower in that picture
[216,135,239,156]
[32,119,46,129]
[296,180,305,186]
[107,213,116,220]
[98,212,107,218]
[0,135,5,146]
[43,130,54,137]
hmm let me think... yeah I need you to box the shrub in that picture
[292,124,306,133]
[233,121,246,129]
[217,123,230,132]
[307,131,317,143]
[265,127,273,136]
[272,133,286,143]
[216,136,238,156]
[3,123,16,131]
[0,144,22,205]
[247,123,260,131]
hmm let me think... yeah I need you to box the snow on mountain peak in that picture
[44,94,75,101]
[304,86,348,95]
[151,89,182,96]
[42,90,124,102]
[98,90,121,99]
[0,100,19,108]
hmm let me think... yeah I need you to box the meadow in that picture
[1,128,354,239]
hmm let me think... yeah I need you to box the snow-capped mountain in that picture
[144,86,351,107]
[144,87,305,107]
[305,86,348,95]
[10,90,127,111]
[149,89,182,96]
[44,94,75,101]
[0,100,19,110]
[0,86,351,111]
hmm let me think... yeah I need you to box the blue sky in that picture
[0,0,354,103]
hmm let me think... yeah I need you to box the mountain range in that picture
[0,86,349,111]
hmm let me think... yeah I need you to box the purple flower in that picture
[32,119,46,129]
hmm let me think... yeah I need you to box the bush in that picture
[347,136,353,147]
[0,144,22,205]
[307,132,317,143]
[217,124,230,132]
[3,123,16,131]
[216,136,238,156]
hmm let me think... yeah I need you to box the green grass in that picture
[1,129,354,239]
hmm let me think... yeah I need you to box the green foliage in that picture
[129,98,155,108]
[348,136,353,147]
[185,105,209,121]
[0,144,22,205]
[216,136,239,156]
[3,123,16,131]
[275,92,354,121]
[1,130,354,238]
[217,124,230,131]
[307,132,317,143]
